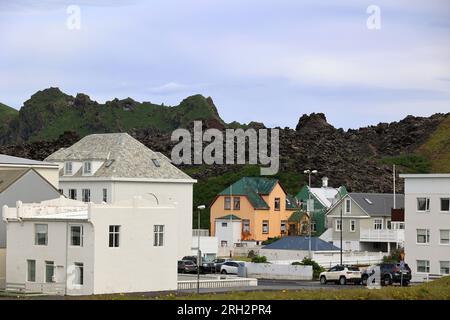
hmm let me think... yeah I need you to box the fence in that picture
[178,278,258,290]
[246,263,312,280]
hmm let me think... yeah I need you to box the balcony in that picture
[360,229,404,243]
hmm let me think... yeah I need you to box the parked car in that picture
[178,260,198,274]
[220,261,246,275]
[319,265,362,285]
[212,258,231,272]
[200,260,216,273]
[361,263,411,286]
[182,256,198,265]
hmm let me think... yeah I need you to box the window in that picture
[374,219,383,230]
[69,189,77,200]
[64,162,73,175]
[417,260,430,273]
[70,225,83,247]
[82,189,91,203]
[311,221,317,233]
[109,225,120,247]
[350,220,356,232]
[440,229,450,244]
[151,159,160,167]
[280,220,287,233]
[233,197,240,210]
[58,189,64,195]
[224,197,231,210]
[345,199,351,214]
[242,219,250,233]
[440,261,450,275]
[274,198,281,211]
[221,222,228,228]
[27,260,36,282]
[45,261,54,283]
[103,188,108,203]
[221,240,228,247]
[262,220,269,234]
[83,162,92,175]
[35,224,48,246]
[417,197,430,212]
[417,229,430,244]
[441,198,450,212]
[153,225,164,246]
[386,219,392,230]
[335,219,342,232]
[74,263,84,285]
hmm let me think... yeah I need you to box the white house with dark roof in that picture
[3,196,177,295]
[44,133,196,258]
[326,193,405,253]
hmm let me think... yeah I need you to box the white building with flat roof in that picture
[3,196,178,295]
[44,133,196,258]
[400,174,450,280]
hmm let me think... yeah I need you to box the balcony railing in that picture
[360,229,405,243]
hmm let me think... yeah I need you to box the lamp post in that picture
[196,205,206,294]
[303,169,317,258]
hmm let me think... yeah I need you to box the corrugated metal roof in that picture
[349,193,405,217]
[45,133,194,181]
[0,154,57,167]
[262,236,339,251]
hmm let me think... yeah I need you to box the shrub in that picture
[251,256,268,263]
[247,250,256,259]
[383,248,403,263]
[292,257,325,279]
[262,237,280,245]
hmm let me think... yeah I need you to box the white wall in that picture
[0,248,5,289]
[403,176,450,278]
[215,219,241,247]
[191,236,218,259]
[246,262,312,280]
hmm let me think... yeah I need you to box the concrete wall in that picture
[246,262,312,280]
[0,170,61,248]
[260,248,309,262]
[0,248,5,289]
[191,236,218,259]
[403,176,450,278]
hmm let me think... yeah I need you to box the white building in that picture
[400,174,450,279]
[191,230,218,261]
[44,133,196,258]
[214,215,242,248]
[3,196,178,295]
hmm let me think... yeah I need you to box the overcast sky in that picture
[1,0,449,129]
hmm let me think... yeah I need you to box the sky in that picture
[0,0,449,129]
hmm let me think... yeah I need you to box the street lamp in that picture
[303,169,318,258]
[196,204,206,294]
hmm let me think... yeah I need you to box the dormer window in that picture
[83,162,92,175]
[64,162,73,175]
[152,159,160,167]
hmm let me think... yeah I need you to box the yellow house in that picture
[210,177,308,244]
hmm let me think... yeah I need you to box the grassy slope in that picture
[417,114,450,172]
[0,102,19,136]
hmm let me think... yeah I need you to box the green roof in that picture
[216,215,241,220]
[286,194,299,209]
[288,211,309,222]
[219,177,279,209]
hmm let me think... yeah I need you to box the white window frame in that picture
[35,224,48,246]
[82,189,91,203]
[45,261,55,283]
[416,260,430,273]
[262,220,269,234]
[102,188,108,203]
[439,229,450,245]
[345,198,351,214]
[221,222,228,228]
[417,197,430,212]
[74,262,84,285]
[335,219,342,232]
[440,198,450,213]
[83,161,92,175]
[153,225,164,247]
[70,225,83,247]
[64,162,73,175]
[233,197,241,210]
[350,220,356,232]
[440,261,450,275]
[109,225,120,248]
[69,189,77,200]
[242,219,250,233]
[311,221,317,233]
[27,260,36,282]
[374,219,383,230]
[416,229,430,245]
[274,198,281,211]
[224,197,231,210]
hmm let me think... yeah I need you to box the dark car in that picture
[178,260,197,274]
[362,263,411,286]
[182,256,198,265]
[212,258,230,273]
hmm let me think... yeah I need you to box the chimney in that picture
[322,176,328,188]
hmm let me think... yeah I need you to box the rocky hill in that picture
[0,88,449,228]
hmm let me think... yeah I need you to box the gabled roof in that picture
[218,177,279,209]
[262,236,339,251]
[0,169,29,193]
[45,133,194,181]
[0,154,58,167]
[349,193,404,217]
[216,214,241,221]
[288,211,309,222]
[296,185,346,208]
[286,194,300,210]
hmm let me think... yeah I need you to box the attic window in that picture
[152,159,160,167]
[105,159,115,168]
[364,198,373,205]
